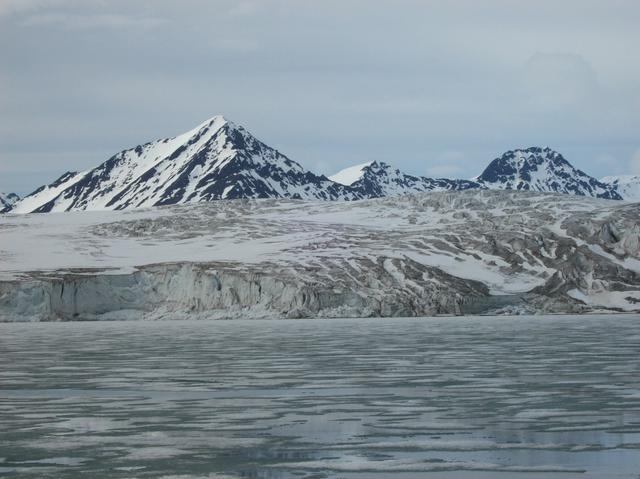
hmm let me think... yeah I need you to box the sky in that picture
[1,0,639,195]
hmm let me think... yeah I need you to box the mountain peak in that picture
[476,147,621,199]
[13,116,363,213]
[172,115,231,144]
[195,114,229,129]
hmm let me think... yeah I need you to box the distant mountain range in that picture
[4,116,638,213]
[329,161,480,196]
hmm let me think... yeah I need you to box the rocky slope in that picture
[475,147,621,199]
[1,190,638,321]
[601,175,640,202]
[330,161,480,197]
[0,192,19,213]
[12,116,362,213]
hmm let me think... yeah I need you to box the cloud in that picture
[20,12,166,29]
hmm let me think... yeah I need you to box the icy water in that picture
[1,316,640,478]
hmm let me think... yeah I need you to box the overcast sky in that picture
[1,0,639,195]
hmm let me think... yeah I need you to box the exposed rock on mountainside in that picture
[12,116,363,213]
[0,192,20,213]
[8,116,632,214]
[476,147,621,199]
[601,175,640,202]
[331,161,480,198]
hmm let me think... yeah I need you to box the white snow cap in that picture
[329,162,373,185]
[175,115,229,141]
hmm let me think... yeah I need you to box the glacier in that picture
[1,190,639,321]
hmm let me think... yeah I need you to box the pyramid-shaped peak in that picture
[159,115,250,154]
[189,115,231,134]
[199,114,229,126]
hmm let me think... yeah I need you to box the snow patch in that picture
[329,162,373,185]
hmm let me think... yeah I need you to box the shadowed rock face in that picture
[0,192,19,213]
[1,190,638,321]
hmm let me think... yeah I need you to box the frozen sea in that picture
[1,315,640,479]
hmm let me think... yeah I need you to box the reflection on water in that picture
[1,315,640,478]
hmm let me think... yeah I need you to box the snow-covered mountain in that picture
[475,147,621,200]
[329,148,624,201]
[13,116,362,213]
[0,192,20,213]
[330,161,480,197]
[8,118,628,215]
[601,175,640,201]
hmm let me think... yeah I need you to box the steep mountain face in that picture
[601,175,640,202]
[475,147,621,200]
[330,161,480,198]
[13,116,362,213]
[0,192,20,213]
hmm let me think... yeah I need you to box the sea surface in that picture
[1,315,640,478]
